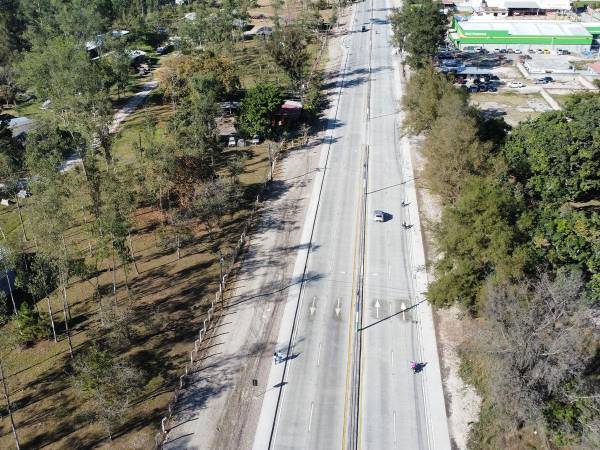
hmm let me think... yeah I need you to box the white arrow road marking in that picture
[309,296,317,315]
[317,342,322,367]
[375,299,381,319]
[308,402,315,432]
[335,298,341,317]
[401,302,406,321]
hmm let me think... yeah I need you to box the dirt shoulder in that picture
[408,134,481,450]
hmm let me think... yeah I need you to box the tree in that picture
[265,24,309,88]
[18,35,113,172]
[239,83,284,138]
[156,53,240,110]
[192,178,242,242]
[108,47,130,99]
[469,271,598,444]
[20,254,60,342]
[93,172,136,299]
[428,176,531,311]
[421,92,492,204]
[390,0,447,69]
[401,64,461,135]
[500,94,600,294]
[26,147,75,357]
[0,0,27,66]
[72,346,142,440]
[168,76,224,203]
[0,116,23,176]
[15,303,48,346]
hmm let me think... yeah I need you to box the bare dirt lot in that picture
[470,91,553,126]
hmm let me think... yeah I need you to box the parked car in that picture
[536,49,544,54]
[468,85,479,93]
[237,138,246,147]
[156,44,173,55]
[514,49,522,54]
[373,210,385,222]
[534,78,547,84]
[557,49,570,55]
[250,135,260,145]
[228,136,236,147]
[528,48,535,54]
[507,81,525,88]
[361,25,367,32]
[489,75,500,81]
[486,84,498,92]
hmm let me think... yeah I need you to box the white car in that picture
[507,81,525,88]
[373,210,385,222]
[228,136,236,147]
[514,49,522,54]
[250,135,260,145]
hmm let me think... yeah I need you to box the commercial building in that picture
[454,0,571,15]
[449,17,600,53]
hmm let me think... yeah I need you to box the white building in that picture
[455,0,571,13]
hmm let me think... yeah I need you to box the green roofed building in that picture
[449,17,600,53]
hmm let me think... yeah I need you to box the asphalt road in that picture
[252,0,451,448]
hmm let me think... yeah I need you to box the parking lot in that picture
[438,47,599,124]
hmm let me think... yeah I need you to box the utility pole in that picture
[0,356,20,449]
[219,253,225,306]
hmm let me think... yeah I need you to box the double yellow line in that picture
[341,142,368,450]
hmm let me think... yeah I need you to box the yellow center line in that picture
[341,142,366,450]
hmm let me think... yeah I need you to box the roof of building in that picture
[468,0,570,9]
[457,20,592,37]
[8,117,34,138]
[588,62,600,74]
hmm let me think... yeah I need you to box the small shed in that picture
[279,100,303,123]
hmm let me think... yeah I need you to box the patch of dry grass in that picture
[0,142,272,449]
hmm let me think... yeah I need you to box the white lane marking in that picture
[308,402,315,432]
[335,298,342,316]
[309,296,317,315]
[375,299,381,319]
[393,410,397,445]
[317,342,322,367]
